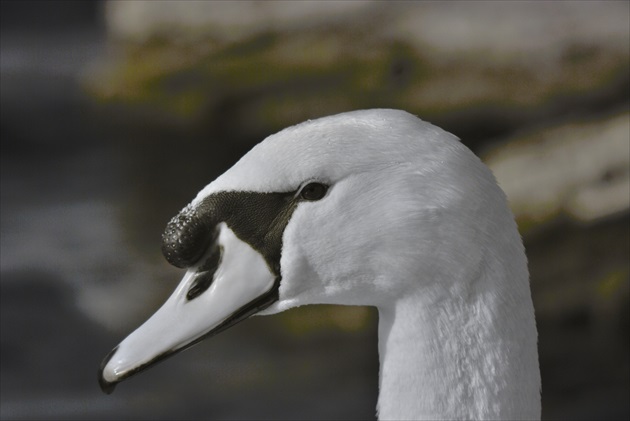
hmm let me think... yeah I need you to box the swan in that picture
[98,109,541,420]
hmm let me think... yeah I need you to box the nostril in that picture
[187,245,223,301]
[186,272,214,300]
[161,206,215,268]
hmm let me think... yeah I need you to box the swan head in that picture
[99,109,514,393]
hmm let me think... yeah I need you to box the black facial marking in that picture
[162,185,331,304]
[162,188,324,276]
[195,191,300,275]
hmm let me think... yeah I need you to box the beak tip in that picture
[98,373,117,395]
[98,345,120,395]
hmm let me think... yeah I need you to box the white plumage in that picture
[100,109,541,420]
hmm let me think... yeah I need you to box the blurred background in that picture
[1,1,628,419]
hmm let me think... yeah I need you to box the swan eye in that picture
[299,182,328,201]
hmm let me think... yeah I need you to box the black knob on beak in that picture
[161,205,214,268]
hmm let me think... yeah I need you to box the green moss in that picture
[85,27,629,133]
[597,270,629,298]
[87,30,435,120]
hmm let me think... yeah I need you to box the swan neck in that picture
[376,270,541,420]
